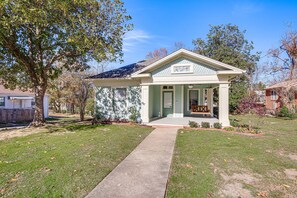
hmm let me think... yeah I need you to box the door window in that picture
[163,92,173,108]
[189,90,199,110]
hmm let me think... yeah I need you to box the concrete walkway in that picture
[86,127,179,198]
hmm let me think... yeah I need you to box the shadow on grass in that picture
[65,124,108,131]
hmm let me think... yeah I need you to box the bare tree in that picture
[174,41,185,50]
[146,48,168,59]
[267,29,297,80]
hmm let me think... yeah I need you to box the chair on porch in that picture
[190,105,211,117]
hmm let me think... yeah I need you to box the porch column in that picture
[141,85,150,123]
[219,83,230,126]
[207,88,214,117]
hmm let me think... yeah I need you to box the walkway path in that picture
[86,127,179,198]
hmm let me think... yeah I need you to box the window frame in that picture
[113,87,127,101]
[270,90,277,100]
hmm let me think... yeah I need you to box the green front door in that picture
[163,91,173,117]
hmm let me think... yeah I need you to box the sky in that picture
[97,0,297,75]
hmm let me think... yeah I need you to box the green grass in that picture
[166,115,297,197]
[0,122,153,197]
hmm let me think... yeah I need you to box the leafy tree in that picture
[193,24,260,112]
[0,0,131,125]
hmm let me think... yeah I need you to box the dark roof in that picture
[89,58,159,79]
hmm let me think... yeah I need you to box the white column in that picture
[207,88,214,117]
[219,84,230,126]
[141,85,150,123]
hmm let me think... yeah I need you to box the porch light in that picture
[188,85,193,89]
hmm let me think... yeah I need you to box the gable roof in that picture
[266,79,297,89]
[132,49,245,76]
[89,58,159,79]
[89,49,245,79]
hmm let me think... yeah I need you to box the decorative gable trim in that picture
[171,63,194,74]
[131,49,245,77]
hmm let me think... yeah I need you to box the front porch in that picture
[148,116,219,127]
[141,83,230,126]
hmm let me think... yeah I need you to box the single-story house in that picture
[0,85,49,123]
[90,49,245,126]
[265,79,297,112]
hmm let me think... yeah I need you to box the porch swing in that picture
[190,105,211,116]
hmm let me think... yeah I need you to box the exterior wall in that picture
[265,88,297,111]
[94,86,142,121]
[265,89,281,110]
[174,85,183,117]
[151,57,218,77]
[152,85,161,117]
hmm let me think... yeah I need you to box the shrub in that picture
[201,122,210,128]
[213,122,222,129]
[277,106,292,118]
[128,107,139,122]
[189,121,198,128]
[224,127,235,131]
[230,119,239,127]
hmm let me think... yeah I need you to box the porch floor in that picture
[148,116,219,127]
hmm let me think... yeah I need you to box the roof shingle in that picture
[89,58,159,79]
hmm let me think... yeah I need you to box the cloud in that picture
[123,29,153,52]
[232,2,262,16]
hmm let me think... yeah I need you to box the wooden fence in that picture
[0,109,34,123]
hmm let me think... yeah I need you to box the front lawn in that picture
[167,115,297,197]
[0,122,153,197]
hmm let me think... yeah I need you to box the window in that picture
[0,97,5,107]
[162,85,173,90]
[271,90,277,100]
[113,88,126,101]
[188,90,199,110]
[171,64,193,74]
[31,99,35,108]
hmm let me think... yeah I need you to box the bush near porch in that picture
[167,115,297,197]
[0,119,153,197]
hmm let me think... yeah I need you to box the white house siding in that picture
[95,86,142,121]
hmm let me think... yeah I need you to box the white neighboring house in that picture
[0,85,49,118]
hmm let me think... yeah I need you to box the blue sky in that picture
[105,0,297,71]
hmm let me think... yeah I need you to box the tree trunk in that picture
[32,86,46,126]
[80,105,85,121]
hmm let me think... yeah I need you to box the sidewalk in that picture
[86,127,179,198]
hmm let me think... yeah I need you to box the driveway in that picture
[86,127,179,198]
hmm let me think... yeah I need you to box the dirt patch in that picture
[218,172,260,198]
[284,169,297,180]
[0,127,46,141]
[219,182,252,198]
[278,151,297,162]
[220,172,260,184]
[288,154,297,161]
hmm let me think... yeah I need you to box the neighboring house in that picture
[0,85,49,122]
[265,79,297,112]
[254,90,265,107]
[90,49,245,126]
